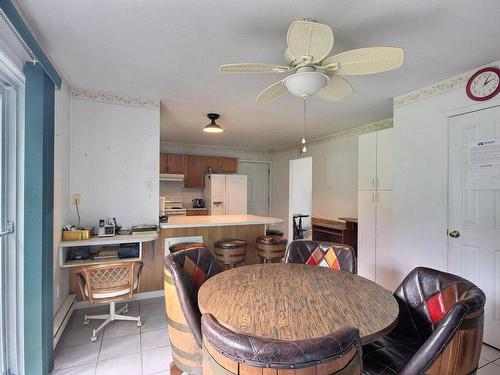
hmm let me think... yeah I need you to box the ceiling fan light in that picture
[283,72,329,98]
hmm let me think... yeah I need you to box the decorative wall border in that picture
[70,87,160,110]
[273,117,393,153]
[394,60,500,108]
[161,141,270,156]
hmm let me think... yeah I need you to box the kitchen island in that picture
[135,215,284,293]
[161,214,283,264]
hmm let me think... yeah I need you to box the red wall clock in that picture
[466,67,500,101]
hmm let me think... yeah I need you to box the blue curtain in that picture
[24,62,55,375]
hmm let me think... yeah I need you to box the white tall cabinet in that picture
[358,128,394,289]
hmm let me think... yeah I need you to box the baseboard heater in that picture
[53,294,77,349]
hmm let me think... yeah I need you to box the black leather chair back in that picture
[363,267,486,375]
[163,247,221,346]
[284,240,356,273]
[202,313,362,373]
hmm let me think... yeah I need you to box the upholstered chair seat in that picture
[202,313,362,374]
[284,240,356,273]
[164,247,222,375]
[266,229,284,237]
[362,267,486,375]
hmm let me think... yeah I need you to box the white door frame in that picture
[239,160,272,216]
[0,49,25,375]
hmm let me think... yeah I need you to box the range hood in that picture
[159,173,184,182]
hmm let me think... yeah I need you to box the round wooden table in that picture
[198,263,399,344]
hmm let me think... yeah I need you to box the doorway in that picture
[239,161,270,216]
[289,157,312,241]
[447,105,500,348]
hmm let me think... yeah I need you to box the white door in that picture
[239,162,270,216]
[375,191,395,290]
[358,191,376,281]
[376,129,394,190]
[358,132,377,190]
[225,175,247,215]
[289,157,312,240]
[448,105,500,348]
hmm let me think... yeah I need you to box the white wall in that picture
[271,134,359,238]
[391,60,500,288]
[53,82,71,315]
[160,143,271,205]
[70,98,160,228]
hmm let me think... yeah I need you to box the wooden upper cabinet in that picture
[204,156,222,173]
[160,152,238,185]
[204,156,238,173]
[221,157,238,173]
[163,153,185,174]
[184,155,205,188]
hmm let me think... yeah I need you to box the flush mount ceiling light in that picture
[203,113,223,133]
[283,71,329,98]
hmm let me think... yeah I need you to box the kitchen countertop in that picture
[185,207,208,211]
[160,214,282,229]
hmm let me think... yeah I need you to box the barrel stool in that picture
[256,236,288,263]
[266,229,284,237]
[168,242,204,254]
[213,239,247,270]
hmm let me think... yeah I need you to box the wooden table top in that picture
[198,263,398,344]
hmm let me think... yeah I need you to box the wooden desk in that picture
[198,263,398,344]
[311,217,357,252]
[60,234,159,298]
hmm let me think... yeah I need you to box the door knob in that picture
[449,230,460,238]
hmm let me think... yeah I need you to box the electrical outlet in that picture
[72,193,81,205]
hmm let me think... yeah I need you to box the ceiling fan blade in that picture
[287,20,334,64]
[316,75,353,102]
[322,47,404,75]
[220,63,290,73]
[256,80,288,103]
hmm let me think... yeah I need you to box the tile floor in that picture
[479,344,500,374]
[53,296,500,374]
[52,297,172,375]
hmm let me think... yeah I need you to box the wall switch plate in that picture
[72,193,81,205]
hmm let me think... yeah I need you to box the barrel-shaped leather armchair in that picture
[164,247,222,375]
[202,313,362,374]
[284,240,356,273]
[362,267,485,375]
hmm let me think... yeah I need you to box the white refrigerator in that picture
[204,174,247,215]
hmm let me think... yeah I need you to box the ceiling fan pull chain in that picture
[301,98,307,153]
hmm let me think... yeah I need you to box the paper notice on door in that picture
[466,138,500,189]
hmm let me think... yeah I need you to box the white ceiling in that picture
[18,0,500,150]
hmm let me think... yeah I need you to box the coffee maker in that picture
[192,198,205,208]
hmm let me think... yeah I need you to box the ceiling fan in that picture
[219,19,404,103]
